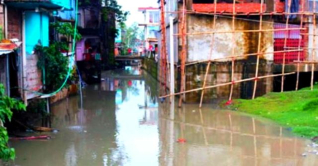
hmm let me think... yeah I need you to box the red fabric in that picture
[274,39,305,64]
[192,3,266,13]
[275,0,284,13]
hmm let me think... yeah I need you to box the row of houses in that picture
[143,0,318,103]
[0,0,116,104]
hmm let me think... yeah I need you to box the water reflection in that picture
[9,67,318,166]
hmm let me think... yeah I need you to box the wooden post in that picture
[281,0,292,92]
[296,1,305,91]
[252,0,264,99]
[169,16,175,101]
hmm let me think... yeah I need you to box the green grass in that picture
[228,85,318,138]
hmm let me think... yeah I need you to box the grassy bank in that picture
[228,85,318,138]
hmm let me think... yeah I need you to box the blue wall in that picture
[25,12,49,55]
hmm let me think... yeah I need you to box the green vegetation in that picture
[228,85,318,138]
[0,84,25,161]
[35,43,70,93]
[36,22,81,93]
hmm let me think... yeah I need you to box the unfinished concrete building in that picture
[158,0,318,106]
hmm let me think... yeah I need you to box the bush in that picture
[0,84,25,161]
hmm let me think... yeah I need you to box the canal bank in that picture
[227,85,318,139]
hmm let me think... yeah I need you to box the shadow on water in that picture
[8,66,318,166]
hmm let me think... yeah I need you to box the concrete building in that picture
[138,7,160,57]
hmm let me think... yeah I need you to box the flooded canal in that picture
[9,67,318,165]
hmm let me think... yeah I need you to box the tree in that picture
[122,23,142,48]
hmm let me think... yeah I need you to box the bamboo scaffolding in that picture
[179,49,304,67]
[158,0,318,107]
[174,28,306,36]
[199,0,218,108]
[252,0,264,99]
[159,72,295,99]
[281,0,292,92]
[296,0,306,91]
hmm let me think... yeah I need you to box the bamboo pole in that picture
[296,1,306,91]
[173,28,306,36]
[281,0,292,92]
[252,0,264,99]
[199,0,218,108]
[293,61,318,64]
[178,0,186,107]
[311,2,317,90]
[181,49,304,67]
[229,0,236,101]
[159,72,295,99]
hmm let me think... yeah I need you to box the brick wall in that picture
[7,7,22,40]
[25,54,42,99]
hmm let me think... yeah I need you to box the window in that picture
[149,11,160,23]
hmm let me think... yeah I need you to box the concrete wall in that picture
[187,15,274,62]
[307,22,318,61]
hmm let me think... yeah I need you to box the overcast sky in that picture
[117,0,158,26]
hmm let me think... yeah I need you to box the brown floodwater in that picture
[9,67,318,166]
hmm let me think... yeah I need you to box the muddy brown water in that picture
[8,67,318,166]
